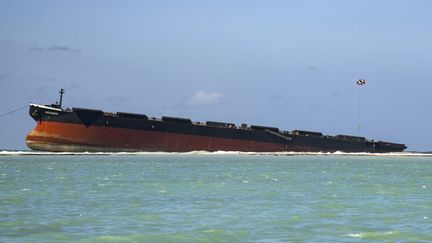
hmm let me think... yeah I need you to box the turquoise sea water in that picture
[0,154,431,242]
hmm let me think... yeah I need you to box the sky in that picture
[0,0,431,151]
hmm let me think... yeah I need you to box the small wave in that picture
[346,231,398,239]
[1,150,431,157]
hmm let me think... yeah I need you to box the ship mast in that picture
[59,89,65,108]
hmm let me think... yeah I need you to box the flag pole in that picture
[356,79,366,134]
[357,84,361,133]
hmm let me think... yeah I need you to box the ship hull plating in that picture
[26,121,289,152]
[26,104,407,153]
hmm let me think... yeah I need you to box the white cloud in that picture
[29,44,82,54]
[186,90,223,106]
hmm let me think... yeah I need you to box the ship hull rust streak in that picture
[27,121,290,152]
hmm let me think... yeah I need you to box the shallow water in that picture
[1,154,431,242]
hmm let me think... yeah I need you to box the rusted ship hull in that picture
[26,121,290,152]
[26,103,407,153]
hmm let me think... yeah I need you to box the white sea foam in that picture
[346,231,397,239]
[1,150,431,157]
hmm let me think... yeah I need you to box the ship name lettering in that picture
[45,111,58,115]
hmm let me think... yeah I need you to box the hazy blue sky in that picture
[1,0,431,151]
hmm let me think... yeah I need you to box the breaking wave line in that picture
[1,150,431,157]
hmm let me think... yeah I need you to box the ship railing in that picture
[30,103,63,112]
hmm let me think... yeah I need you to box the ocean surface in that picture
[1,152,431,242]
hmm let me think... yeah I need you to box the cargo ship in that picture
[26,90,407,153]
